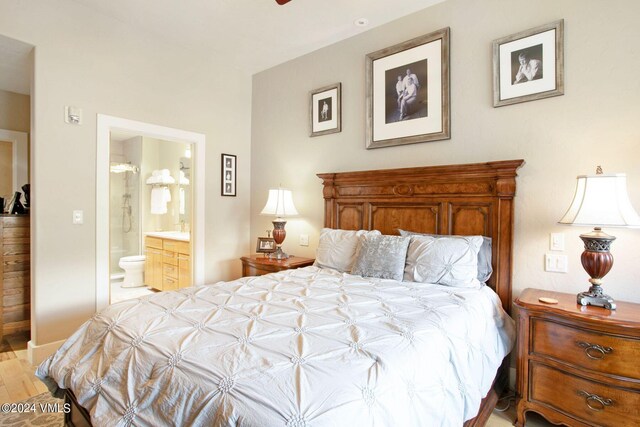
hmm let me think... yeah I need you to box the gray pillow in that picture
[398,230,492,283]
[403,234,483,287]
[351,234,410,281]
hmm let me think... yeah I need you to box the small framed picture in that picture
[366,27,450,149]
[310,83,341,137]
[221,153,236,197]
[493,20,564,107]
[256,237,276,253]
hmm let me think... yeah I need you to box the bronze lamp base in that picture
[268,218,289,260]
[577,227,616,310]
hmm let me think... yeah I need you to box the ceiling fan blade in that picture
[275,0,291,5]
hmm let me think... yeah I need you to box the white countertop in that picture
[145,231,190,242]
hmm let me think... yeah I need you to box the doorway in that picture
[96,115,205,310]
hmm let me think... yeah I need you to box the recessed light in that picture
[354,18,369,27]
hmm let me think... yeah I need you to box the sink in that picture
[145,231,190,241]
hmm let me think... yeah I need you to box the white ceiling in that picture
[0,0,444,95]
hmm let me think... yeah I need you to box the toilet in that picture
[118,255,146,288]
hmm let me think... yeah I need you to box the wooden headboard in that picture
[317,160,524,313]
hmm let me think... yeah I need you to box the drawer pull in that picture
[578,390,613,412]
[576,341,613,359]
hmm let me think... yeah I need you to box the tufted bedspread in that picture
[37,266,515,427]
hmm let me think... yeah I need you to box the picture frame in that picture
[365,27,450,149]
[310,83,341,137]
[493,20,564,107]
[221,153,236,197]
[256,237,276,253]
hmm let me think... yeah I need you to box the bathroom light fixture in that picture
[559,166,640,310]
[260,188,298,260]
[110,162,140,174]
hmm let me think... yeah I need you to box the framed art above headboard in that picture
[317,159,525,313]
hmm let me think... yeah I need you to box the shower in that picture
[111,162,139,234]
[109,157,141,280]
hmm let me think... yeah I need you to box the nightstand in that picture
[240,254,314,277]
[514,288,640,427]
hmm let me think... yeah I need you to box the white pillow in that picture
[404,235,483,288]
[314,228,381,272]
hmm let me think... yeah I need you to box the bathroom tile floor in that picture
[110,280,157,304]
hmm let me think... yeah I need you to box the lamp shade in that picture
[260,188,299,217]
[559,173,640,227]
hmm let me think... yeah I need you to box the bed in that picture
[37,159,524,427]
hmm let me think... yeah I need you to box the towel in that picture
[151,187,170,214]
[179,187,185,215]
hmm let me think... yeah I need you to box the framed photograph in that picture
[221,153,236,197]
[365,27,450,149]
[310,83,341,137]
[493,20,564,107]
[256,237,276,253]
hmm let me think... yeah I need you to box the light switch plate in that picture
[299,234,309,246]
[545,253,567,273]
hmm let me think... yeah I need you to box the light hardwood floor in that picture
[1,331,552,426]
[0,331,48,404]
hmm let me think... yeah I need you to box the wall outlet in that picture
[550,233,565,251]
[72,210,84,225]
[299,234,309,246]
[545,253,567,273]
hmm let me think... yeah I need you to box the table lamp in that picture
[559,166,640,310]
[260,188,298,260]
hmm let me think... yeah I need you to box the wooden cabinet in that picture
[514,288,640,427]
[0,215,30,339]
[240,255,314,277]
[145,236,191,291]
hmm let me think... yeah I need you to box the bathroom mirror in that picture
[178,156,191,230]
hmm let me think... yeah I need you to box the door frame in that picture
[96,114,205,311]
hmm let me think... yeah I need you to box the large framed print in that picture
[493,20,564,107]
[310,83,341,137]
[366,27,450,149]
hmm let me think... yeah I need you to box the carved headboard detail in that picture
[317,160,525,312]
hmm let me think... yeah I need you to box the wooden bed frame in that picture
[65,159,524,427]
[317,159,524,426]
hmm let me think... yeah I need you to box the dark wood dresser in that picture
[240,254,314,277]
[0,215,30,339]
[514,288,640,427]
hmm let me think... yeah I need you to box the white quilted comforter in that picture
[37,266,515,426]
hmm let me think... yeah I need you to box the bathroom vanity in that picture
[144,232,190,291]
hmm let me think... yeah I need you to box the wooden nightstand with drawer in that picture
[514,288,640,427]
[240,255,314,277]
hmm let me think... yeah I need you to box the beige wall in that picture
[0,0,252,347]
[0,89,30,132]
[251,0,640,304]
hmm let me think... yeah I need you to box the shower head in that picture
[110,162,140,174]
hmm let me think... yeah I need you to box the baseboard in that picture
[28,339,65,365]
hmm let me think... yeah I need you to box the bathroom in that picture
[109,133,191,303]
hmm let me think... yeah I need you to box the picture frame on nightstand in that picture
[256,237,276,254]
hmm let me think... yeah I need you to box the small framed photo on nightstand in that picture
[256,237,276,254]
